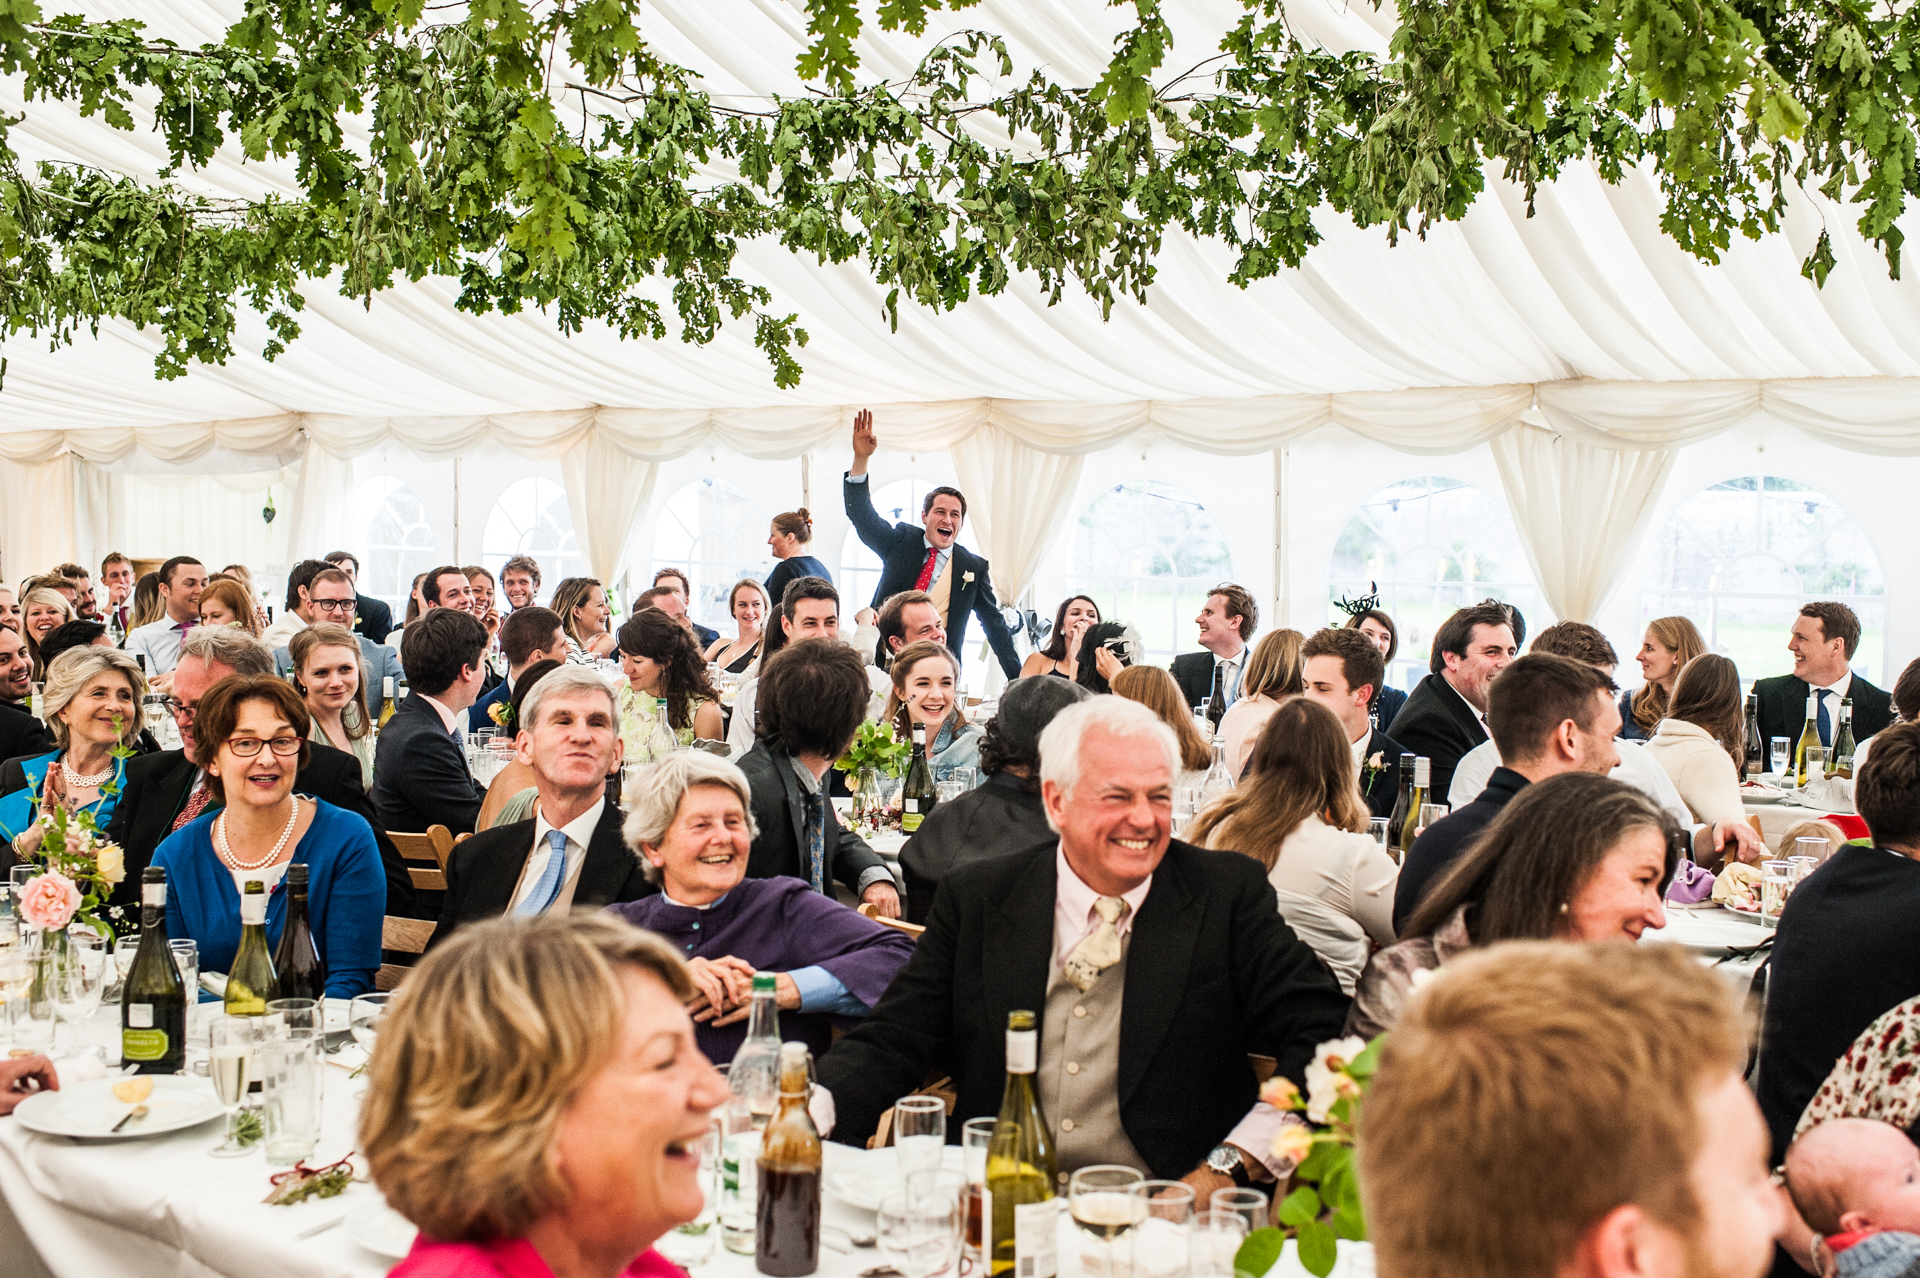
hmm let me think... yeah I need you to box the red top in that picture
[391,1236,686,1278]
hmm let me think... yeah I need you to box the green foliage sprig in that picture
[0,0,1905,390]
[834,720,911,780]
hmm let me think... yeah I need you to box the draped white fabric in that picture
[559,433,660,587]
[1489,428,1677,622]
[948,424,1088,606]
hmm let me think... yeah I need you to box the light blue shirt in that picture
[123,617,194,675]
[658,886,870,1016]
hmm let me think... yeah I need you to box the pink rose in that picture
[17,872,82,931]
[1271,1122,1315,1168]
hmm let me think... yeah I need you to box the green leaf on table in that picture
[1234,1226,1286,1278]
[1346,1036,1385,1080]
[1276,1185,1322,1228]
[1296,1219,1339,1278]
[1295,1139,1338,1181]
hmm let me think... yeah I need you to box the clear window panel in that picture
[1062,480,1234,666]
[653,478,775,632]
[481,476,588,606]
[348,476,441,617]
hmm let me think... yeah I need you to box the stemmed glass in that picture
[349,992,391,1093]
[1069,1165,1146,1278]
[50,928,106,1055]
[206,1016,256,1157]
[0,918,27,1047]
[111,932,141,1004]
[876,1188,963,1278]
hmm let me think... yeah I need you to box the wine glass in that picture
[349,992,391,1093]
[112,932,141,1003]
[50,928,106,1055]
[877,1189,963,1278]
[894,1094,947,1183]
[206,1016,256,1157]
[1069,1165,1146,1278]
[0,926,28,1048]
[1129,1181,1196,1278]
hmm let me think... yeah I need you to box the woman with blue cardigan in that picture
[0,646,144,843]
[152,674,384,999]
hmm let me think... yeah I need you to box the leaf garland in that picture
[0,0,1908,388]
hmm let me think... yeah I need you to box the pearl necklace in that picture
[62,760,115,788]
[214,794,302,872]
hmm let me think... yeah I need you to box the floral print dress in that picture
[1795,994,1920,1139]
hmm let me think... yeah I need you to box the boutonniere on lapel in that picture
[962,571,975,584]
[1361,752,1386,787]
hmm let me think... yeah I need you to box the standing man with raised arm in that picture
[844,409,1022,680]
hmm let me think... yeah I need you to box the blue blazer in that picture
[468,677,513,733]
[0,751,127,841]
[152,798,385,999]
[371,693,485,835]
[842,477,1022,678]
[764,556,832,610]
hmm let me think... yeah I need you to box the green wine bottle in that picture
[1794,692,1821,787]
[224,880,280,1017]
[901,723,935,833]
[120,868,187,1075]
[1396,756,1429,856]
[270,863,323,1002]
[987,1010,1058,1278]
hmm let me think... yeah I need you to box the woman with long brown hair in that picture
[1020,595,1101,679]
[1110,665,1211,784]
[195,577,263,637]
[1187,695,1395,993]
[881,640,980,777]
[1623,615,1707,740]
[1642,653,1747,841]
[616,608,722,754]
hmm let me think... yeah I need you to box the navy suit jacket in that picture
[353,593,394,645]
[843,476,1022,679]
[371,693,486,835]
[468,676,512,733]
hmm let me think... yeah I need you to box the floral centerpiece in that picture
[11,726,135,939]
[1237,1035,1382,1278]
[834,720,910,828]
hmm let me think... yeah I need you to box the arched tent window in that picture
[1063,480,1233,666]
[1328,475,1548,693]
[349,476,441,615]
[653,478,773,632]
[1637,476,1886,682]
[481,476,587,605]
[839,478,982,613]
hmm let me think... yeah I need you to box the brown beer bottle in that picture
[755,1042,822,1276]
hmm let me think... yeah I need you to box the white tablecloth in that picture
[0,1004,1367,1278]
[1645,905,1773,999]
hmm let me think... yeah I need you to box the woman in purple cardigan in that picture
[606,752,916,1063]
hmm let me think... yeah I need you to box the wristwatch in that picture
[1205,1143,1255,1188]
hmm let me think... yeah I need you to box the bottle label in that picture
[240,894,267,924]
[1013,1199,1058,1278]
[903,811,924,832]
[143,883,165,907]
[1005,1028,1037,1074]
[122,1027,168,1061]
[127,1003,153,1029]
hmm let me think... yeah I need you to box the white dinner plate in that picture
[13,1075,224,1140]
[1741,790,1786,805]
[825,1145,966,1212]
[345,1197,418,1260]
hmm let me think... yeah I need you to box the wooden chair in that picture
[389,825,456,892]
[857,901,925,937]
[377,917,435,991]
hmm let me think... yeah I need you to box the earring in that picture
[1558,903,1569,914]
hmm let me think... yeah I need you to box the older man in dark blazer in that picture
[843,409,1021,679]
[738,637,900,916]
[372,609,489,836]
[428,665,653,948]
[820,696,1349,1193]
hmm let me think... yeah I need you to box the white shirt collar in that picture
[1054,846,1153,965]
[419,693,462,734]
[1350,732,1369,768]
[534,797,605,852]
[1813,670,1853,700]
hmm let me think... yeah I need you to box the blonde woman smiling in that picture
[289,623,375,789]
[883,641,980,778]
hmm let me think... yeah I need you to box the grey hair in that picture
[180,625,274,678]
[42,646,147,749]
[519,663,619,731]
[621,752,760,885]
[1037,694,1181,821]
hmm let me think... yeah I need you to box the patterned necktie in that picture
[914,547,939,592]
[1816,689,1833,747]
[517,829,570,916]
[803,790,828,894]
[1063,896,1129,993]
[172,779,214,832]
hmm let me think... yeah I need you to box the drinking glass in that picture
[1191,1211,1248,1278]
[1367,818,1391,851]
[961,1117,994,1260]
[1802,746,1827,783]
[1130,1181,1196,1278]
[51,928,106,1055]
[1208,1188,1269,1234]
[206,1016,256,1157]
[877,1189,963,1278]
[1418,803,1450,832]
[265,997,320,1037]
[936,779,966,805]
[1787,855,1820,886]
[907,1169,968,1211]
[949,767,978,792]
[0,926,28,1047]
[1770,737,1790,775]
[260,1031,323,1165]
[1070,1165,1146,1278]
[168,939,199,1039]
[1760,861,1793,921]
[1794,835,1833,865]
[20,938,55,1048]
[658,1117,721,1269]
[894,1094,948,1183]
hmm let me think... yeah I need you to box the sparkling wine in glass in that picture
[206,1016,255,1157]
[1069,1165,1146,1278]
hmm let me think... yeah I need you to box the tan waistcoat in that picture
[1035,932,1147,1186]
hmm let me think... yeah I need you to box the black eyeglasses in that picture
[162,697,195,720]
[309,598,356,613]
[224,735,302,757]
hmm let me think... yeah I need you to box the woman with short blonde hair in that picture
[360,914,729,1272]
[19,586,73,678]
[0,647,145,841]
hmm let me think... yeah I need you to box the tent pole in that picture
[1274,446,1290,630]
[801,452,811,513]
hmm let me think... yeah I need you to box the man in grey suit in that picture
[272,566,403,713]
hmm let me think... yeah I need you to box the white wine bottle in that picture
[1396,757,1429,855]
[1831,698,1857,779]
[987,1010,1058,1278]
[901,723,935,833]
[1794,692,1821,787]
[224,881,279,1017]
[120,868,187,1075]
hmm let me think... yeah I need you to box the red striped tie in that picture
[172,780,214,832]
[914,548,939,592]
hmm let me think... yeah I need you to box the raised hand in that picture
[850,408,877,476]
